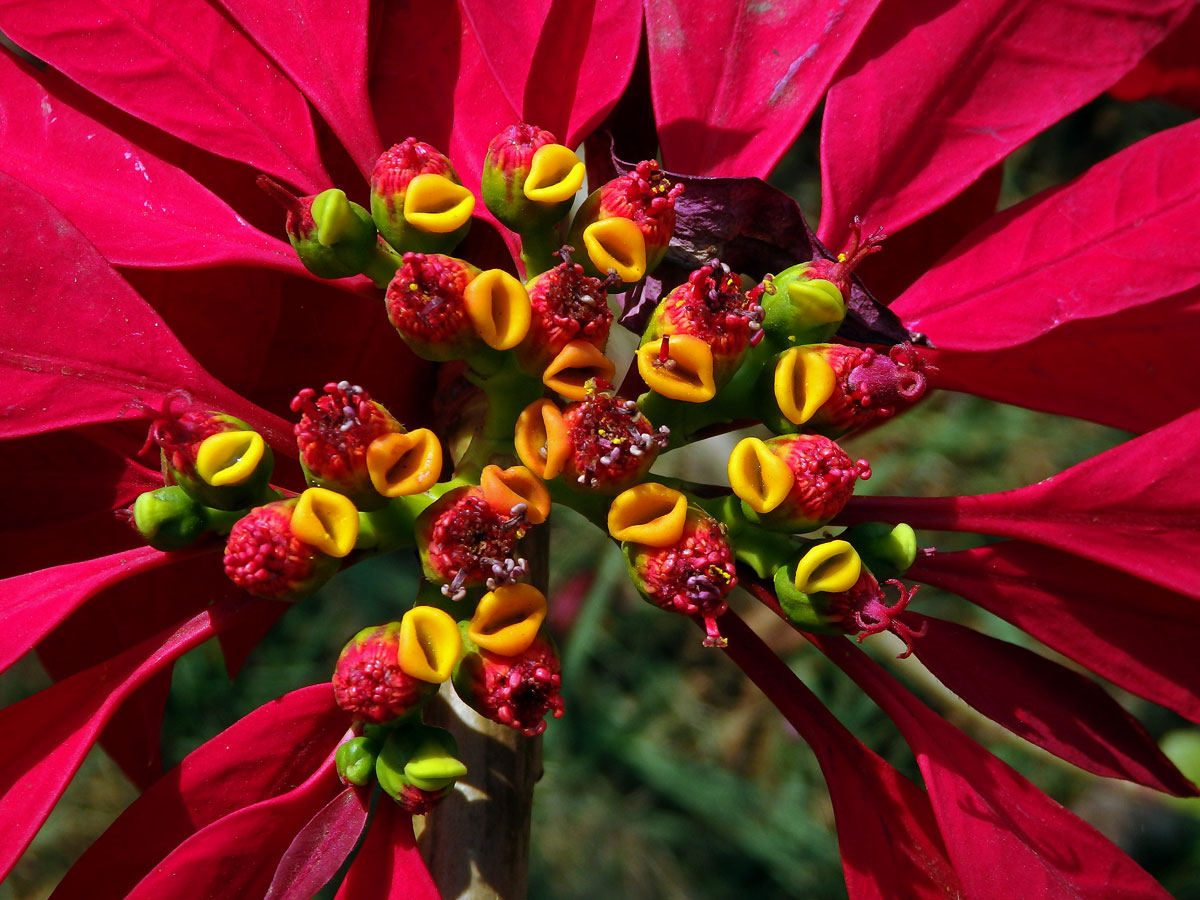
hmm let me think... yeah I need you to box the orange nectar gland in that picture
[793,540,862,595]
[398,606,462,683]
[402,173,475,234]
[468,583,548,656]
[481,124,582,231]
[607,483,688,546]
[637,334,718,403]
[384,253,482,361]
[525,144,586,203]
[290,488,360,558]
[582,217,647,283]
[542,341,617,401]
[366,429,443,498]
[559,385,668,492]
[574,160,683,275]
[370,138,464,252]
[515,399,571,480]
[464,269,531,350]
[480,464,552,525]
[333,623,438,724]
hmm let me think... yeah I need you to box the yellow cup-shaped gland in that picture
[403,173,476,234]
[607,483,688,547]
[794,540,862,595]
[727,437,796,515]
[464,269,531,350]
[636,334,717,403]
[195,430,266,487]
[787,275,846,325]
[515,399,571,480]
[524,144,586,203]
[468,583,548,656]
[398,606,462,683]
[775,346,837,425]
[291,487,360,558]
[481,464,552,525]
[583,217,646,282]
[366,429,442,498]
[542,340,616,401]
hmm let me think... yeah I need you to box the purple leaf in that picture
[265,787,371,900]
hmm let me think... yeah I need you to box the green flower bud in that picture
[335,736,381,787]
[132,485,209,551]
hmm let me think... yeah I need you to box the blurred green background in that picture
[3,93,1199,900]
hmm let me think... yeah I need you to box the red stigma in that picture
[385,253,475,348]
[561,388,667,491]
[815,343,937,435]
[828,570,925,658]
[141,390,227,472]
[808,216,887,295]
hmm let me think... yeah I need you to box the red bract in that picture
[0,0,1197,897]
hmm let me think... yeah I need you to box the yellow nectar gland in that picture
[542,340,616,401]
[637,334,717,403]
[582,217,647,282]
[195,430,266,487]
[398,606,462,683]
[481,464,552,525]
[774,346,836,425]
[403,739,468,790]
[291,487,360,558]
[794,540,862,594]
[727,438,796,515]
[465,269,532,350]
[515,399,571,480]
[468,583,548,656]
[524,144,586,203]
[403,173,475,234]
[607,483,688,546]
[366,430,443,498]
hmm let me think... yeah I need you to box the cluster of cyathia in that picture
[126,123,935,816]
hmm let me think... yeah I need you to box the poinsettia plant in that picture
[1,0,1199,898]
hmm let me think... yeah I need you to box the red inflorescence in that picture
[384,253,476,353]
[599,160,684,255]
[422,489,528,600]
[468,636,565,737]
[223,502,331,599]
[636,515,737,646]
[333,626,434,724]
[560,384,668,491]
[816,342,936,435]
[142,390,230,473]
[775,435,871,528]
[520,252,613,371]
[486,123,556,182]
[292,382,399,489]
[658,260,763,358]
[827,569,926,658]
[371,137,456,206]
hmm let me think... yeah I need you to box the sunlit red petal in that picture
[0,173,292,448]
[819,0,1194,246]
[909,543,1200,726]
[0,53,304,273]
[216,0,383,178]
[841,408,1200,600]
[0,0,330,191]
[720,613,959,898]
[816,636,1173,899]
[459,0,641,147]
[647,0,883,178]
[333,799,441,900]
[902,612,1195,796]
[51,684,347,900]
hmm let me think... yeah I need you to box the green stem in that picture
[519,227,561,278]
[454,360,544,479]
[700,495,798,579]
[363,242,403,289]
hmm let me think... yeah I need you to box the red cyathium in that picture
[627,510,738,647]
[456,634,565,737]
[292,381,401,500]
[418,487,529,601]
[810,342,936,437]
[518,249,613,373]
[765,434,871,531]
[385,252,480,360]
[560,382,668,491]
[223,500,337,599]
[597,160,684,265]
[332,624,436,724]
[371,137,457,208]
[827,569,925,658]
